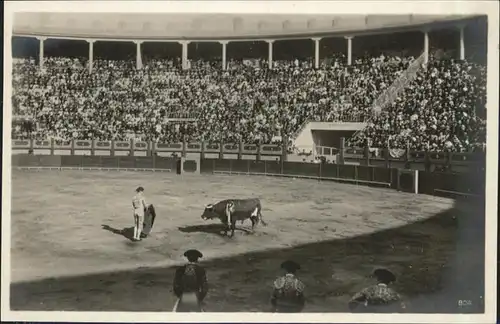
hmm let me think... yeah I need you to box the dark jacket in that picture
[173,263,208,301]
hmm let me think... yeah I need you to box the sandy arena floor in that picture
[10,169,459,312]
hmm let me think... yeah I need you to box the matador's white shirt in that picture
[132,192,147,216]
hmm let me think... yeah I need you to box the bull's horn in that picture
[205,204,213,208]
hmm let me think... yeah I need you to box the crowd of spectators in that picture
[348,56,487,152]
[11,51,486,152]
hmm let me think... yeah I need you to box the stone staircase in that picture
[348,52,427,144]
[290,118,310,145]
[372,51,427,114]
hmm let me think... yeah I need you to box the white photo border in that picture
[2,1,498,323]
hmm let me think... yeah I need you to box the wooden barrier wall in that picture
[12,155,484,199]
[199,159,484,198]
[11,154,177,171]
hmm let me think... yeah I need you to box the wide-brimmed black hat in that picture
[373,268,396,283]
[281,260,301,272]
[136,186,145,192]
[184,249,203,261]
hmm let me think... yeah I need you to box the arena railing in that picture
[11,137,484,173]
[11,138,286,161]
[315,145,340,158]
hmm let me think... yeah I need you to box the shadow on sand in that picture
[101,224,136,241]
[178,223,252,236]
[11,198,485,313]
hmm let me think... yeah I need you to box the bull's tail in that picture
[258,208,267,226]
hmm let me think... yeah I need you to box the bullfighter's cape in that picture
[142,204,156,236]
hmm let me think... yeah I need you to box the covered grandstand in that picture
[11,13,487,157]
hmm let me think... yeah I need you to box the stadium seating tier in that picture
[11,54,486,152]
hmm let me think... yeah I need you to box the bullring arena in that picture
[7,9,489,315]
[12,168,458,312]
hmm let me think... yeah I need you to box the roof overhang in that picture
[12,13,481,42]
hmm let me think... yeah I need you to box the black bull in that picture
[201,199,267,237]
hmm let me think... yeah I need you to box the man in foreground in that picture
[270,260,306,313]
[348,268,406,313]
[172,249,208,312]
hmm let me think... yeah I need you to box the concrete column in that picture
[267,40,274,69]
[87,40,95,73]
[37,36,47,69]
[135,41,143,69]
[312,37,321,69]
[345,36,353,65]
[458,24,465,60]
[180,41,190,70]
[423,30,429,65]
[220,40,228,70]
